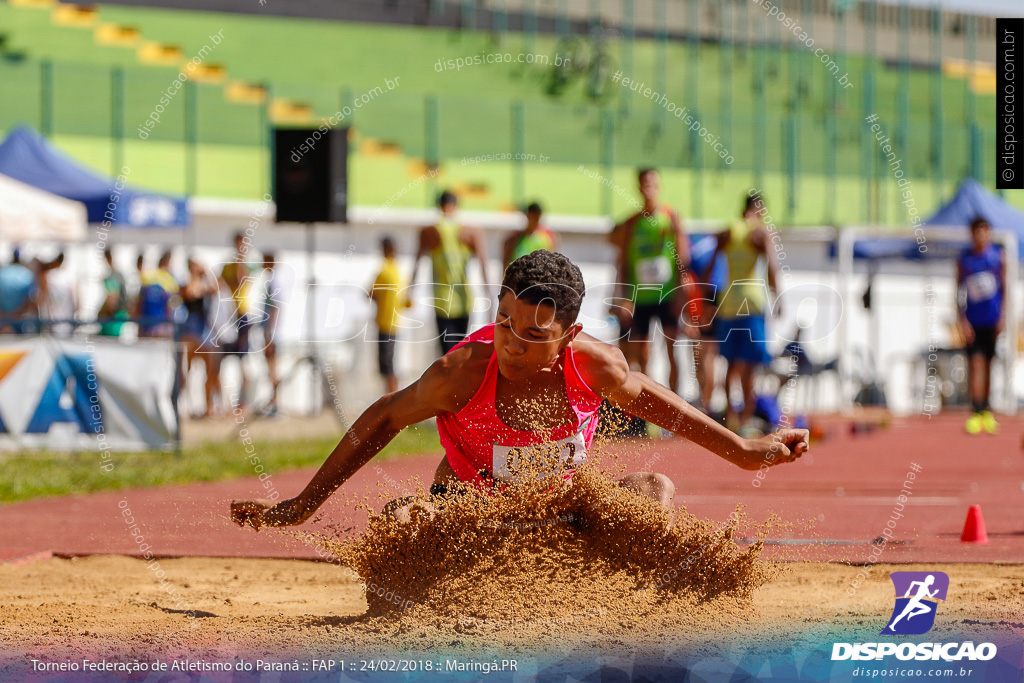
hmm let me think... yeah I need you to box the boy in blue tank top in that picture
[957,218,1005,435]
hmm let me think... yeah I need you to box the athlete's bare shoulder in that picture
[610,214,641,250]
[749,222,770,251]
[418,224,440,248]
[568,333,630,395]
[419,341,492,413]
[459,223,481,243]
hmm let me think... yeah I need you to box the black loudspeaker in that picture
[272,127,348,223]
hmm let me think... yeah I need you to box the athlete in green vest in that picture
[502,202,559,268]
[709,192,780,435]
[413,190,490,355]
[609,168,691,394]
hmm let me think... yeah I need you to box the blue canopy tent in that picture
[833,178,1021,414]
[0,126,188,227]
[830,178,1024,263]
[926,178,1024,260]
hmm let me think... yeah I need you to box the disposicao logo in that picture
[831,571,998,663]
[831,642,997,662]
[881,571,949,635]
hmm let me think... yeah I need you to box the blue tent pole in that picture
[511,101,525,204]
[524,0,537,53]
[263,82,274,198]
[898,1,910,227]
[600,107,614,217]
[111,66,124,175]
[965,14,978,181]
[687,0,701,217]
[930,7,943,195]
[185,80,197,197]
[863,1,878,224]
[40,60,53,138]
[753,6,766,191]
[619,0,633,118]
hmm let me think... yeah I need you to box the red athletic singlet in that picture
[436,324,603,485]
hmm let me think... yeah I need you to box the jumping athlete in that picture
[231,251,809,531]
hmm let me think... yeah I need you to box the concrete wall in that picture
[66,0,999,64]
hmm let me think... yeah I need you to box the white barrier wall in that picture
[0,336,177,451]
[4,203,1018,419]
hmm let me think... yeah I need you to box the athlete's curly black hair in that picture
[500,250,585,329]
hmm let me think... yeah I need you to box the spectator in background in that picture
[502,202,558,268]
[0,251,38,334]
[256,252,284,416]
[219,231,254,408]
[370,237,410,394]
[609,168,691,394]
[203,273,240,417]
[709,193,780,436]
[98,248,130,337]
[958,217,1005,435]
[137,250,181,338]
[180,256,218,411]
[691,233,728,416]
[131,252,146,318]
[37,252,77,337]
[412,191,489,355]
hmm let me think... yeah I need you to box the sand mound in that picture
[313,463,778,631]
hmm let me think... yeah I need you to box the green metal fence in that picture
[0,0,997,225]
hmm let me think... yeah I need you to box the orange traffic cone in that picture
[960,505,989,544]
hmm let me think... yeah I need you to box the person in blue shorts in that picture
[957,218,1005,435]
[709,193,780,436]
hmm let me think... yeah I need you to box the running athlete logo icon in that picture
[881,571,949,635]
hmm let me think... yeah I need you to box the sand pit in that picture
[3,453,1021,673]
[319,466,778,628]
[1,556,1021,666]
[3,462,1022,667]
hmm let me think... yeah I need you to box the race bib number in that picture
[965,271,997,303]
[492,433,588,482]
[636,256,672,285]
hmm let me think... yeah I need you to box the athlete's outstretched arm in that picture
[230,362,451,530]
[467,226,491,288]
[502,233,517,268]
[409,226,431,289]
[703,228,730,284]
[670,209,691,276]
[580,340,808,470]
[609,216,636,303]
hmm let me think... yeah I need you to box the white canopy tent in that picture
[0,172,88,242]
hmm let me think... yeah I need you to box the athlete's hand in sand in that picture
[230,497,309,531]
[737,428,809,470]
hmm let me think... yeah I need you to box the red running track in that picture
[1,413,1021,565]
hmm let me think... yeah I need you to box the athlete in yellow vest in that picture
[370,237,412,394]
[502,202,559,268]
[710,192,780,435]
[412,191,490,355]
[608,168,691,394]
